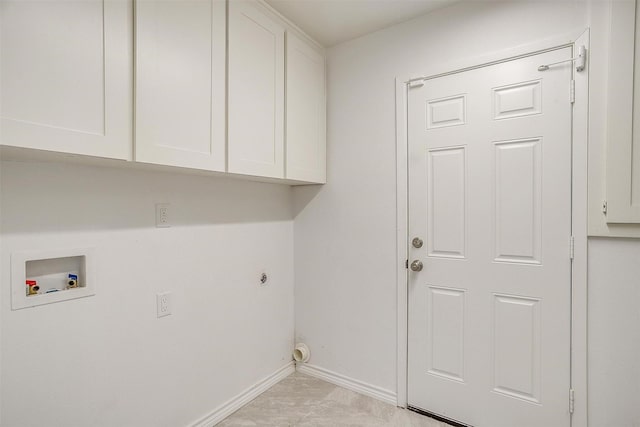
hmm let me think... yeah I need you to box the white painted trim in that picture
[190,362,295,427]
[395,77,409,409]
[570,29,590,427]
[296,363,397,406]
[395,30,590,426]
[254,0,324,51]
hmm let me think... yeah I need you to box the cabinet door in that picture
[606,0,640,223]
[286,33,326,183]
[135,0,226,171]
[228,1,285,178]
[0,0,132,160]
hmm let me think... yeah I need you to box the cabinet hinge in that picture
[569,389,575,414]
[569,236,575,260]
[570,79,575,104]
[602,200,608,215]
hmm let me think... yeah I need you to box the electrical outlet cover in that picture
[156,292,172,318]
[155,203,170,228]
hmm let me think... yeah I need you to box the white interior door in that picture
[407,48,573,427]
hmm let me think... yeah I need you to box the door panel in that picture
[407,48,573,427]
[427,95,467,129]
[427,147,467,258]
[494,138,542,263]
[492,294,541,403]
[427,286,466,382]
[493,80,542,120]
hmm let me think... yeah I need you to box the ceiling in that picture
[264,0,459,47]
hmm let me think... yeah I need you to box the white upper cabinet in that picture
[605,0,640,225]
[1,0,326,185]
[135,0,226,171]
[286,33,326,183]
[228,0,285,179]
[0,0,132,160]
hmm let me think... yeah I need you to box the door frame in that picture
[395,29,589,427]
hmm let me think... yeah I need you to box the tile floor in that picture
[218,372,451,426]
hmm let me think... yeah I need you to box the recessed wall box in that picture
[11,248,95,310]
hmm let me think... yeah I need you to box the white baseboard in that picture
[296,363,397,406]
[190,361,295,427]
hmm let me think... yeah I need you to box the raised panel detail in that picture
[494,138,541,264]
[427,147,466,258]
[426,95,466,129]
[493,295,541,403]
[493,80,541,120]
[427,287,465,382]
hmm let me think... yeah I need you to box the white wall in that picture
[293,0,640,421]
[294,0,587,396]
[294,2,640,425]
[0,161,294,427]
[588,238,640,427]
[584,1,640,425]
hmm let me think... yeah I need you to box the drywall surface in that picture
[588,237,640,427]
[0,161,294,427]
[293,0,586,399]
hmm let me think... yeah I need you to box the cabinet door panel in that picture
[228,1,285,178]
[606,0,640,223]
[135,0,226,171]
[286,33,326,183]
[0,0,132,160]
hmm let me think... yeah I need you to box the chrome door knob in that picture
[410,260,423,272]
[412,237,423,248]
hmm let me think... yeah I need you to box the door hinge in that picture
[569,389,575,414]
[569,236,575,260]
[570,79,575,104]
[405,259,409,269]
[602,200,608,215]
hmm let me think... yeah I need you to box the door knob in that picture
[412,237,423,248]
[410,260,423,272]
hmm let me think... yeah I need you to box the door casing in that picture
[394,29,589,427]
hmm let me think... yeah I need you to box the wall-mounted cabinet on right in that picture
[605,0,640,225]
[286,33,326,184]
[228,0,326,184]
